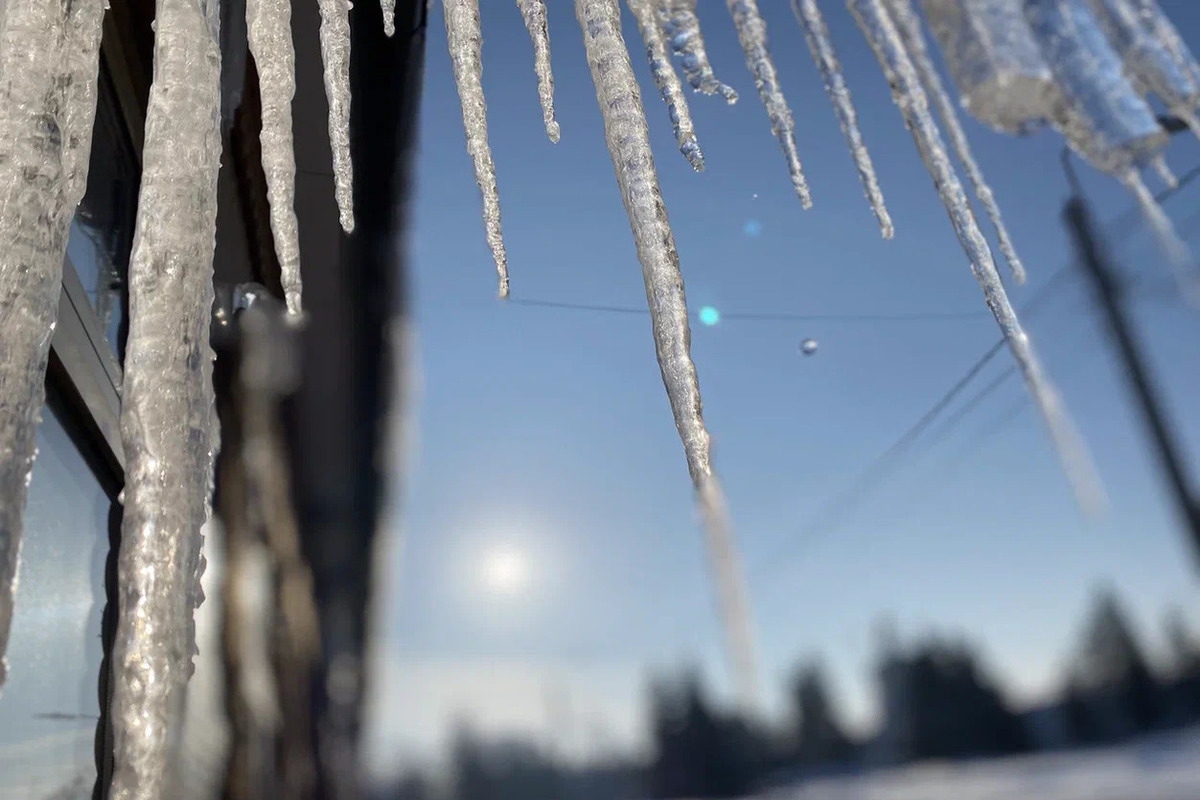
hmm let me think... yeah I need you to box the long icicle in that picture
[790,0,893,238]
[516,0,560,143]
[659,0,739,103]
[317,0,355,232]
[0,0,105,688]
[574,0,760,711]
[108,0,223,794]
[248,0,304,313]
[628,0,705,170]
[726,0,813,208]
[848,0,1106,515]
[886,0,1027,284]
[445,0,509,297]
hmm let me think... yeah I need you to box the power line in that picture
[507,296,988,324]
[749,160,1200,583]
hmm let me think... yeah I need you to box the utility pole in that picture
[1064,196,1200,570]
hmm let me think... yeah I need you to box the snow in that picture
[444,0,510,298]
[791,0,893,238]
[317,0,355,232]
[0,0,105,690]
[628,0,704,171]
[765,728,1200,800]
[517,0,560,143]
[886,0,1026,283]
[574,0,759,711]
[660,0,739,103]
[247,0,303,313]
[108,0,223,794]
[849,0,1106,516]
[727,0,812,208]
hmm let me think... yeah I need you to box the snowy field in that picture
[763,728,1200,800]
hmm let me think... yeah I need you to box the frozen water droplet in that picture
[800,338,818,355]
[699,306,720,326]
[117,488,125,505]
[150,19,156,32]
[743,219,762,237]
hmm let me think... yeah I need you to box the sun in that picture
[481,547,530,596]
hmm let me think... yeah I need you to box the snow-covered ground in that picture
[766,728,1200,800]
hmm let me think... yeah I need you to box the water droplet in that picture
[698,306,721,326]
[799,338,818,356]
[743,219,762,238]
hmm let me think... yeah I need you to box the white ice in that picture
[247,0,304,313]
[0,0,105,689]
[108,0,224,795]
[628,0,704,170]
[574,0,760,711]
[886,0,1026,283]
[444,0,510,298]
[791,0,893,238]
[727,0,813,208]
[659,0,739,103]
[517,0,560,143]
[317,0,355,232]
[848,0,1106,516]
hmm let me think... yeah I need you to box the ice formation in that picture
[108,0,223,795]
[791,0,893,238]
[887,0,1026,283]
[849,0,1106,514]
[317,0,355,232]
[444,0,510,298]
[659,0,739,103]
[517,0,560,143]
[247,0,303,313]
[727,0,812,208]
[382,0,396,37]
[1025,0,1189,272]
[574,0,760,709]
[922,0,1056,135]
[1090,0,1200,137]
[0,0,105,688]
[628,0,704,170]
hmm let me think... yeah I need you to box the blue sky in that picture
[364,0,1200,772]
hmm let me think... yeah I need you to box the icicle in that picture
[659,0,739,103]
[1121,171,1200,306]
[887,0,1026,283]
[248,0,303,314]
[726,0,812,208]
[108,0,223,794]
[922,0,1056,135]
[1025,0,1166,177]
[0,0,105,688]
[1026,0,1191,271]
[381,0,395,37]
[849,0,1106,515]
[1152,156,1177,189]
[317,0,355,232]
[1131,0,1200,89]
[574,0,760,710]
[516,0,560,143]
[444,0,510,298]
[628,0,704,170]
[1090,0,1200,138]
[790,0,893,238]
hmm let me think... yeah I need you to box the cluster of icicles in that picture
[442,0,1200,712]
[0,0,1197,792]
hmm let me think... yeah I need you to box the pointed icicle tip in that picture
[517,0,561,143]
[381,0,396,36]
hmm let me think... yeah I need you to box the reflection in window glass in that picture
[69,62,140,364]
[0,403,110,800]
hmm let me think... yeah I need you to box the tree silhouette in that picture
[789,661,852,766]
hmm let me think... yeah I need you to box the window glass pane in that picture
[69,63,140,364]
[0,403,110,799]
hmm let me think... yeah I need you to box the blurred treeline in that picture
[375,584,1200,799]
